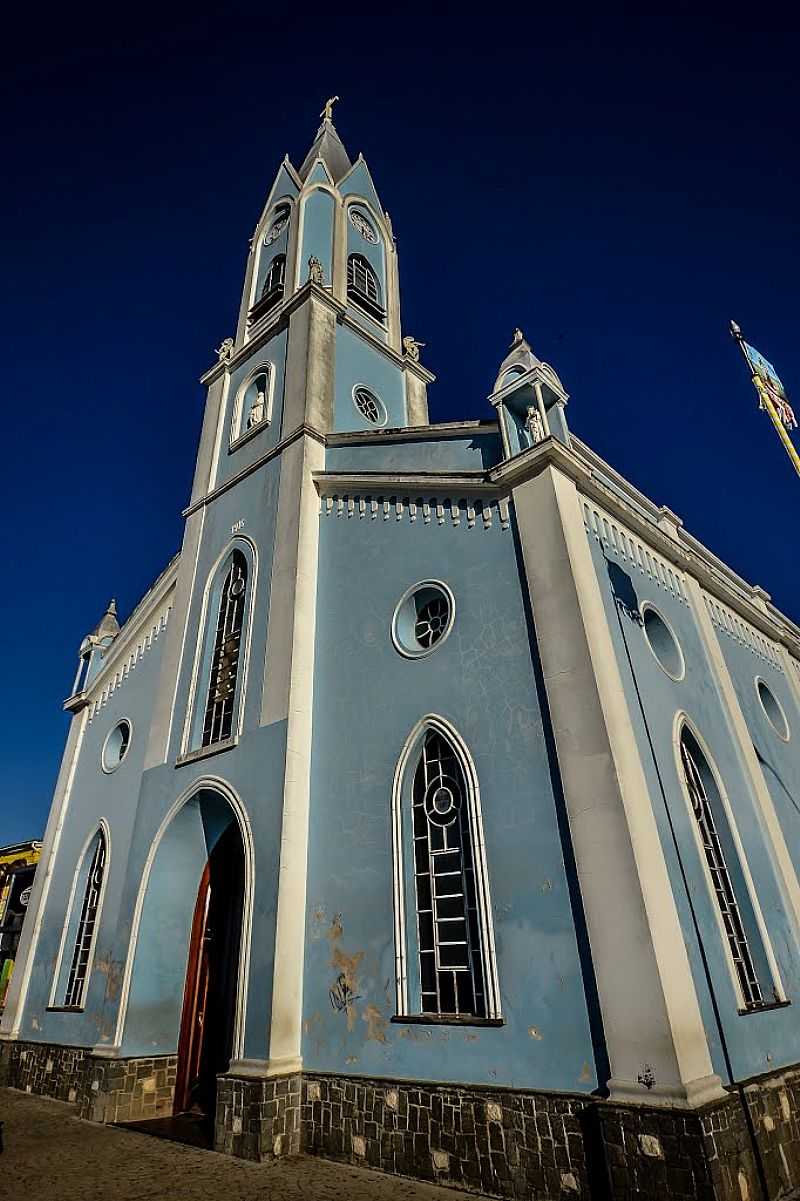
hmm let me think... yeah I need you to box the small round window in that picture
[353,385,387,427]
[264,207,289,245]
[641,604,685,681]
[102,720,132,773]
[392,582,455,659]
[756,678,790,741]
[349,208,378,243]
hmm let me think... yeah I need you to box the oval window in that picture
[352,385,387,427]
[102,720,132,773]
[756,679,790,741]
[641,605,685,681]
[392,582,455,659]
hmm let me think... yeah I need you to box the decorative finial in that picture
[730,319,742,337]
[107,598,117,616]
[402,335,425,362]
[216,337,234,363]
[511,328,525,348]
[320,96,340,122]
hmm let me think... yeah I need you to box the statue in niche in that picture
[216,337,234,363]
[308,256,325,285]
[525,406,546,445]
[402,335,425,361]
[246,382,266,429]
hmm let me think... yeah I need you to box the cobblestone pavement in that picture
[0,1088,477,1200]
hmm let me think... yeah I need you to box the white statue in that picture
[216,337,234,363]
[403,335,425,361]
[247,387,266,429]
[308,256,325,285]
[525,406,546,445]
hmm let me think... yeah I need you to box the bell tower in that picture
[219,99,434,442]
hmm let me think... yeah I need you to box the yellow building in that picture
[0,841,41,1010]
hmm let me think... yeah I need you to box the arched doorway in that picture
[117,784,251,1148]
[174,819,244,1120]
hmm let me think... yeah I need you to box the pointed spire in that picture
[92,598,120,641]
[298,98,352,184]
[495,328,543,382]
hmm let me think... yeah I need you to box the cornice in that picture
[492,438,800,660]
[326,419,499,447]
[183,424,326,517]
[314,469,497,497]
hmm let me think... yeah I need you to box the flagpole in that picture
[729,320,800,480]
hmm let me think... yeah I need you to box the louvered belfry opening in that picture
[412,731,486,1018]
[202,551,247,747]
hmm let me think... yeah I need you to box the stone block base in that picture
[5,1039,800,1198]
[0,1040,177,1123]
[215,1071,301,1161]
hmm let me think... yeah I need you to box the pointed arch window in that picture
[64,829,107,1008]
[347,254,385,321]
[679,727,776,1010]
[202,551,248,747]
[393,721,500,1021]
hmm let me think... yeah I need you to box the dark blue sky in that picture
[3,7,798,844]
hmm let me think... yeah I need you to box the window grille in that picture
[347,254,384,318]
[680,734,765,1009]
[202,551,247,747]
[353,386,386,425]
[414,595,449,649]
[64,832,106,1007]
[412,731,486,1017]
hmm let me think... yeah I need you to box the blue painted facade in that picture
[6,112,800,1147]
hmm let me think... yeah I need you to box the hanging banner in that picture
[741,340,797,430]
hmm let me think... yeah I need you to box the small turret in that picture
[488,329,570,460]
[69,599,120,702]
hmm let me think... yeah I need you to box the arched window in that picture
[679,727,774,1010]
[202,550,248,747]
[393,720,500,1020]
[347,254,384,320]
[250,255,286,322]
[64,828,107,1008]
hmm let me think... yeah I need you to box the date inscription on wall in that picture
[231,520,245,534]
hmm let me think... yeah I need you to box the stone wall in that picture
[215,1071,301,1161]
[6,1039,800,1198]
[0,1040,177,1124]
[302,1073,592,1198]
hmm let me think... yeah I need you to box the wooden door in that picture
[174,864,212,1115]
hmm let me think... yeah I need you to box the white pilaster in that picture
[261,433,324,1072]
[513,465,724,1107]
[1,708,88,1040]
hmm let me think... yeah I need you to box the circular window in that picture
[392,582,455,659]
[102,720,132,773]
[641,604,685,681]
[352,385,387,426]
[264,208,289,245]
[349,208,378,243]
[756,678,790,741]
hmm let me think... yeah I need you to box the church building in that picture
[4,104,800,1201]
